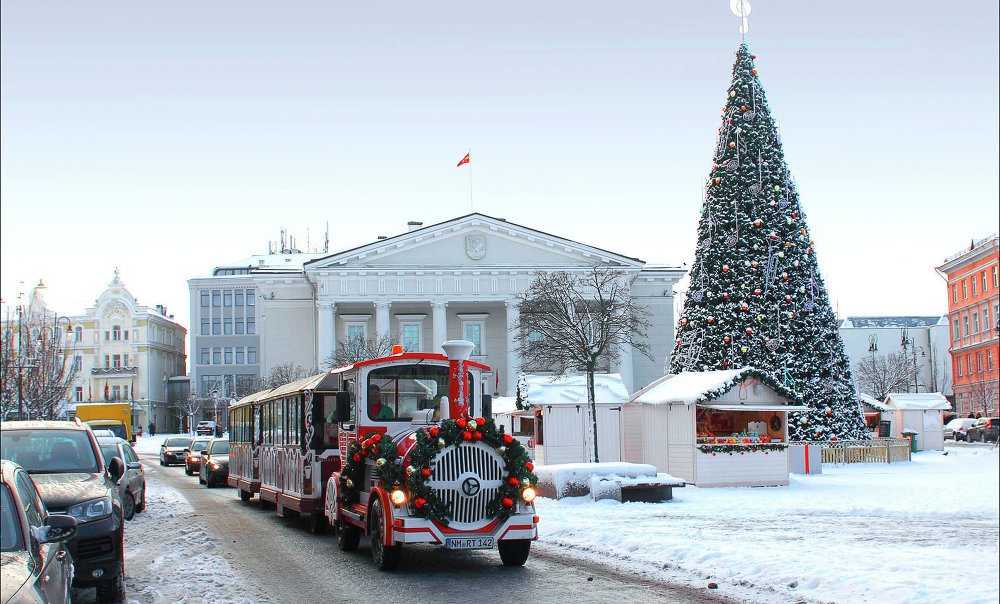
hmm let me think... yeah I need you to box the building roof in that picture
[629,368,801,406]
[840,316,944,329]
[936,235,998,272]
[884,393,952,411]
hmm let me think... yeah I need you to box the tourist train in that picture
[227,340,538,570]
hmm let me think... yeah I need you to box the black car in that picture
[1,459,78,604]
[159,437,193,466]
[967,417,999,442]
[198,439,230,487]
[1,420,126,603]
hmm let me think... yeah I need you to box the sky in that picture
[2,1,998,338]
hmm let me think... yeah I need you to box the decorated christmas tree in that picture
[669,44,868,441]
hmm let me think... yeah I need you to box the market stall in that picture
[623,368,806,487]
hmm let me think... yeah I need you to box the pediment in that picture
[306,214,643,272]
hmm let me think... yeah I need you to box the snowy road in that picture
[85,448,730,604]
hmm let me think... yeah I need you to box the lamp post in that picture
[900,329,926,394]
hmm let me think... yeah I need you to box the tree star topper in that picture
[730,0,751,36]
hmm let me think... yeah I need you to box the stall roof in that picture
[699,403,809,412]
[629,368,801,406]
[514,373,629,408]
[884,393,951,411]
[858,393,891,412]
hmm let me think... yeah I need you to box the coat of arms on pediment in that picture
[465,234,486,260]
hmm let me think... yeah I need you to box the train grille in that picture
[427,443,505,526]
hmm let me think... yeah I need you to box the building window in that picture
[224,291,232,307]
[956,356,963,377]
[123,385,129,399]
[112,326,121,341]
[967,354,973,375]
[112,355,121,369]
[212,291,221,307]
[122,354,129,367]
[973,312,980,334]
[224,348,233,364]
[953,319,960,341]
[976,352,983,372]
[235,291,244,306]
[984,309,992,333]
[401,324,420,351]
[235,319,244,335]
[952,284,957,304]
[236,348,245,364]
[74,387,83,402]
[988,349,995,371]
[972,278,977,297]
[246,317,255,335]
[212,319,221,335]
[201,291,209,307]
[963,316,970,336]
[213,348,222,364]
[201,319,209,335]
[962,280,968,300]
[983,271,989,293]
[201,348,210,364]
[247,347,257,364]
[224,321,233,335]
[459,314,488,356]
[74,326,83,342]
[347,324,365,343]
[111,386,121,400]
[246,290,255,306]
[994,266,998,288]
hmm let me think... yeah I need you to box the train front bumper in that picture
[391,511,537,546]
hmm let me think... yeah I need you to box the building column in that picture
[375,302,390,340]
[318,302,336,368]
[432,302,447,353]
[505,299,520,396]
[615,343,635,394]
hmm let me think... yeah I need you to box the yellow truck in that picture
[74,402,133,441]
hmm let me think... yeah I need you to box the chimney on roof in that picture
[378,235,388,240]
[407,221,423,232]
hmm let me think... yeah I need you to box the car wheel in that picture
[122,491,136,521]
[239,489,252,502]
[159,455,165,466]
[199,472,206,484]
[95,566,125,604]
[337,518,360,551]
[369,499,401,570]
[498,539,532,566]
[136,485,146,513]
[206,476,215,488]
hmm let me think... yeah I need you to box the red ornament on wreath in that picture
[429,427,439,437]
[525,462,534,471]
[414,497,426,509]
[503,434,514,445]
[461,431,472,441]
[420,468,431,478]
[508,477,520,487]
[456,418,468,429]
[501,497,514,508]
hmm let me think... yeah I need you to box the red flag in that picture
[457,153,470,167]
[104,383,110,400]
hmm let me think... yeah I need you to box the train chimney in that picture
[441,340,475,419]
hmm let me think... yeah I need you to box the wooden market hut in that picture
[884,393,950,451]
[622,368,806,487]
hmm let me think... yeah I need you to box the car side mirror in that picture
[184,448,190,452]
[40,514,78,544]
[203,452,210,460]
[107,456,125,481]
[336,391,352,423]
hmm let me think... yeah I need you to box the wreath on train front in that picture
[337,415,537,526]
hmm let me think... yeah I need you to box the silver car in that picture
[97,437,146,521]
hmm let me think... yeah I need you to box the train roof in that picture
[329,351,490,374]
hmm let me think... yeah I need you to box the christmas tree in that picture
[669,44,868,441]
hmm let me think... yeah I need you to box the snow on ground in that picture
[534,445,1000,604]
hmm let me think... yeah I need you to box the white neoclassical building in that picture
[190,214,685,398]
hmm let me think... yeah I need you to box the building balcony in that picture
[91,365,138,376]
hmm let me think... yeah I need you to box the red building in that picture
[936,236,999,417]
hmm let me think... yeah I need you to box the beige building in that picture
[66,270,187,432]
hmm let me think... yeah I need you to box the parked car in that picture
[1,420,126,603]
[184,437,213,476]
[159,437,193,466]
[1,459,78,604]
[97,437,146,521]
[967,417,999,442]
[195,421,218,437]
[199,439,230,487]
[943,417,976,441]
[84,420,132,443]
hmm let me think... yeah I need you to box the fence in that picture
[795,438,911,465]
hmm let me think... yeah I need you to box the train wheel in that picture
[498,539,531,566]
[309,511,328,534]
[239,489,252,502]
[338,519,360,551]
[369,499,400,571]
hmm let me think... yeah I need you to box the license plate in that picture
[446,537,494,550]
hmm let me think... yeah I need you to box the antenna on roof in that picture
[324,222,329,253]
[281,228,287,253]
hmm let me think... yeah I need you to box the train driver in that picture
[368,385,395,420]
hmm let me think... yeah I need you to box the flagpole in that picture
[467,147,474,211]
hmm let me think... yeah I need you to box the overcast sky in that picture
[2,1,997,337]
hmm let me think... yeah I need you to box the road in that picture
[137,454,732,604]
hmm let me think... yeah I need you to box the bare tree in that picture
[854,352,915,401]
[514,267,651,463]
[176,393,205,435]
[967,374,998,417]
[324,331,393,369]
[264,361,309,389]
[0,306,77,420]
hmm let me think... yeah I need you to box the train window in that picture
[321,395,340,448]
[366,365,470,422]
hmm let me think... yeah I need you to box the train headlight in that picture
[521,487,537,503]
[390,489,407,506]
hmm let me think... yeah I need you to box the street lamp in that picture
[900,329,926,394]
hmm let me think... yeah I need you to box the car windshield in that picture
[100,444,123,462]
[1,429,101,474]
[164,438,192,448]
[87,422,127,440]
[209,441,230,455]
[191,440,211,452]
[1,484,23,552]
